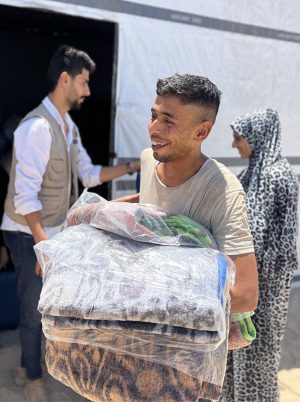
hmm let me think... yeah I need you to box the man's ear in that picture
[195,120,213,142]
[59,71,70,88]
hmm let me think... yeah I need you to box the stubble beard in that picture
[67,94,86,111]
[70,99,83,111]
[152,151,172,163]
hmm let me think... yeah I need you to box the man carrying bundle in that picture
[120,73,258,315]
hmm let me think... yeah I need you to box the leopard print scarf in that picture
[231,108,298,258]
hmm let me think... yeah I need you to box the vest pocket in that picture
[51,160,65,173]
[48,160,67,181]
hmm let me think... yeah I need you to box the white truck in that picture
[0,0,299,276]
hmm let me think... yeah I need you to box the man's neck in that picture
[47,93,70,135]
[48,92,69,120]
[156,153,208,187]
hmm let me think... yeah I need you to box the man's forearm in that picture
[229,253,258,313]
[24,211,48,243]
[230,289,257,313]
[113,193,140,203]
[100,162,140,183]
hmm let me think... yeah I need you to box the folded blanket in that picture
[46,339,224,401]
[42,300,229,386]
[42,315,223,355]
[36,225,234,336]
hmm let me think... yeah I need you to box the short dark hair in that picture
[156,74,221,122]
[47,45,96,91]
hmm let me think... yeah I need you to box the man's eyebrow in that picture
[151,107,175,119]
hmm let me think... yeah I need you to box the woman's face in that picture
[232,131,252,159]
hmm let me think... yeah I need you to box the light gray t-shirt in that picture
[140,148,254,255]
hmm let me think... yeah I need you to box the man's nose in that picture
[232,139,237,148]
[85,85,91,97]
[149,118,163,133]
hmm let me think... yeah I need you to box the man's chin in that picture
[70,98,86,111]
[152,150,169,163]
[70,102,82,111]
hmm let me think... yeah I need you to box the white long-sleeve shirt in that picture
[1,97,102,237]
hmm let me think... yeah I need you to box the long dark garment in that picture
[221,108,299,402]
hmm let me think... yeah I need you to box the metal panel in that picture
[50,0,300,43]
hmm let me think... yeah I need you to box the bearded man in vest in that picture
[1,45,140,402]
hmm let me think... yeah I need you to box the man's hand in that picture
[128,161,141,173]
[35,261,43,277]
[0,246,9,270]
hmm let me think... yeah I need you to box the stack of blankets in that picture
[35,191,235,402]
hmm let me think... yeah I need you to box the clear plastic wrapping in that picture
[35,224,234,387]
[67,189,217,249]
[37,225,231,331]
[34,192,236,400]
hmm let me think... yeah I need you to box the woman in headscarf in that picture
[221,108,298,402]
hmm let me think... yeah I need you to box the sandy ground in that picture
[0,329,87,402]
[277,286,300,402]
[0,286,299,402]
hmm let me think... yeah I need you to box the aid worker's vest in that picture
[5,103,79,227]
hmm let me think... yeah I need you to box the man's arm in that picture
[25,211,48,244]
[100,162,140,183]
[14,118,51,216]
[24,211,48,277]
[76,134,140,187]
[229,252,258,312]
[12,118,52,277]
[113,193,140,203]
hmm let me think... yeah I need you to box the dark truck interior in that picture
[0,4,117,329]
[0,4,117,200]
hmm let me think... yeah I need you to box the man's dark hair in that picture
[47,45,96,92]
[156,74,221,123]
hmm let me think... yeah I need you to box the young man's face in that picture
[67,68,91,110]
[148,95,208,163]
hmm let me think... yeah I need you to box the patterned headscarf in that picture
[231,108,298,258]
[231,108,281,193]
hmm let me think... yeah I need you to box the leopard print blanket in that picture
[46,340,223,401]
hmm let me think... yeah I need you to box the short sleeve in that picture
[211,190,254,255]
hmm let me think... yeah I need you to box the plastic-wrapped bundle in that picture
[67,189,216,249]
[35,224,234,401]
[36,225,232,335]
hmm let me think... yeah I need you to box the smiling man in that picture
[1,45,139,402]
[122,74,258,315]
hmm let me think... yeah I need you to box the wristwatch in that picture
[126,162,134,175]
